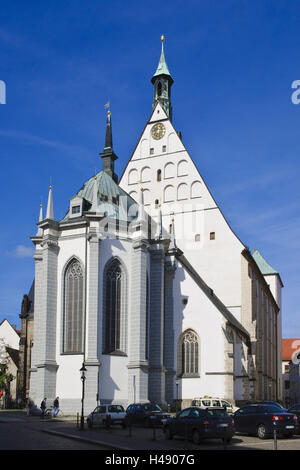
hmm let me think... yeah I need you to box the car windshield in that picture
[143,404,162,412]
[108,405,124,413]
[206,409,228,417]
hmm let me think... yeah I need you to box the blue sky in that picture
[0,0,299,336]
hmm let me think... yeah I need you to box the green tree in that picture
[0,363,14,391]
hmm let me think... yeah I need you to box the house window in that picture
[178,329,200,377]
[150,148,154,155]
[162,145,166,152]
[103,259,127,354]
[210,232,215,240]
[72,205,81,214]
[155,199,159,208]
[63,259,84,353]
[195,234,200,242]
[157,169,162,182]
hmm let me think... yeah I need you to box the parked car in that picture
[87,404,126,428]
[288,403,300,433]
[125,403,170,427]
[191,397,239,415]
[163,406,235,445]
[233,404,297,439]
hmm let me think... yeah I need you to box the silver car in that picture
[87,404,126,428]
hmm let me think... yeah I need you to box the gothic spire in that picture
[36,203,44,236]
[155,205,163,239]
[151,36,174,120]
[152,35,173,80]
[169,217,177,251]
[100,110,118,183]
[91,174,99,212]
[46,183,54,220]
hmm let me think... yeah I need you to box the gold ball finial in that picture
[107,110,111,115]
[161,35,165,42]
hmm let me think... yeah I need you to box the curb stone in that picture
[42,429,132,450]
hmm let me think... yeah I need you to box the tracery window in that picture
[63,259,84,353]
[103,259,127,354]
[178,329,200,377]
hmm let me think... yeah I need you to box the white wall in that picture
[172,259,227,399]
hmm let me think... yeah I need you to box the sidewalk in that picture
[41,421,187,450]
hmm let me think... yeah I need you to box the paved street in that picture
[0,411,106,450]
[1,410,300,451]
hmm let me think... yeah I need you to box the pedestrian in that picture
[52,396,59,417]
[26,397,33,416]
[40,397,47,419]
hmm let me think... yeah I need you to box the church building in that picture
[28,38,283,414]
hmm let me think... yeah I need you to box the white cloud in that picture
[7,245,34,258]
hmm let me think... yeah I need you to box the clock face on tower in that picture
[151,123,166,140]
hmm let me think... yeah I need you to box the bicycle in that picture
[45,406,63,418]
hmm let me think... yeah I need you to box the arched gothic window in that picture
[63,259,84,353]
[178,329,200,377]
[103,259,127,354]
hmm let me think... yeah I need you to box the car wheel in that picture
[257,424,268,439]
[164,426,173,440]
[192,429,201,445]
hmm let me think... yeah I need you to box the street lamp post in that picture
[175,380,179,413]
[80,363,87,430]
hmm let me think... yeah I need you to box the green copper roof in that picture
[61,170,138,222]
[252,249,278,275]
[152,41,173,79]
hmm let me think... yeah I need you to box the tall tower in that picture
[151,36,174,121]
[100,110,118,183]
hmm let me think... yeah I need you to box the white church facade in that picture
[28,39,283,414]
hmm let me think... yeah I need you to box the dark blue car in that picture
[288,403,300,434]
[233,404,297,439]
[163,406,235,445]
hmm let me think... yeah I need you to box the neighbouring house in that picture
[0,319,21,408]
[282,338,300,407]
[18,282,35,404]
